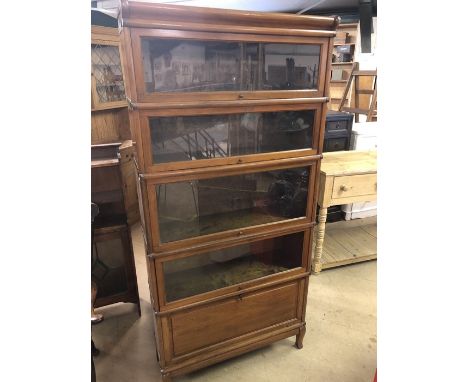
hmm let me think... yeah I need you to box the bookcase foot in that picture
[295,325,306,349]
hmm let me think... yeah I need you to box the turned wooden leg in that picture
[312,206,327,274]
[295,325,306,349]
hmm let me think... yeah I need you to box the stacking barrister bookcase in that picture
[118,1,338,380]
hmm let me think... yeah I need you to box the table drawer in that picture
[332,174,377,199]
[170,281,300,356]
[324,137,348,152]
[326,120,349,133]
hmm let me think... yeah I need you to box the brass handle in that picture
[238,94,244,99]
[340,185,349,192]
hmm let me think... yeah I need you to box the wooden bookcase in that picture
[118,1,337,380]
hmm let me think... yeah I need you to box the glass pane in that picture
[91,44,126,103]
[150,110,315,164]
[141,38,320,93]
[92,238,128,297]
[164,232,304,302]
[156,167,309,243]
[264,43,320,90]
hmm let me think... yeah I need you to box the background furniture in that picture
[91,141,140,314]
[312,150,377,274]
[324,110,353,153]
[321,110,354,222]
[118,1,337,380]
[338,64,377,122]
[92,25,140,225]
[329,22,358,111]
[343,121,378,220]
[92,25,132,144]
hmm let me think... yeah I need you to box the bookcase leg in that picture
[295,325,306,349]
[312,207,327,274]
[161,371,172,382]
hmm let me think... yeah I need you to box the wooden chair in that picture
[338,63,377,122]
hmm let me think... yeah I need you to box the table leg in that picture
[312,206,327,274]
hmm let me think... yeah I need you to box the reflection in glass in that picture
[91,44,126,103]
[163,232,304,301]
[156,167,310,243]
[150,110,315,164]
[92,238,128,297]
[141,39,320,93]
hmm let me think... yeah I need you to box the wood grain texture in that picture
[320,219,377,269]
[120,0,338,32]
[321,150,377,177]
[118,141,140,224]
[127,27,330,105]
[91,108,131,144]
[311,207,327,274]
[331,174,377,199]
[313,151,377,274]
[171,282,299,355]
[136,102,323,174]
[118,2,336,379]
[91,26,128,111]
[329,23,358,111]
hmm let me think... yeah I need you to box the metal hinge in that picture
[126,96,135,110]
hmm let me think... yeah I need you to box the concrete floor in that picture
[93,224,376,382]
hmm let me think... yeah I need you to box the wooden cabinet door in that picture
[118,141,140,225]
[169,281,301,356]
[91,26,127,111]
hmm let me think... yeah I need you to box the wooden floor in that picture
[320,215,377,270]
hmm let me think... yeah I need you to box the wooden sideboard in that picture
[312,150,377,274]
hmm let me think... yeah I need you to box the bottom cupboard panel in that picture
[170,281,300,356]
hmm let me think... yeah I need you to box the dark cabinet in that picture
[324,110,353,152]
[91,142,140,314]
[321,111,354,222]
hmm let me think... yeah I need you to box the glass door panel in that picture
[156,166,310,243]
[141,38,321,94]
[91,44,126,104]
[149,110,315,164]
[163,231,304,302]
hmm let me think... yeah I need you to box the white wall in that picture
[354,17,377,70]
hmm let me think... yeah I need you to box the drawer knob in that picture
[340,185,349,192]
[238,231,244,236]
